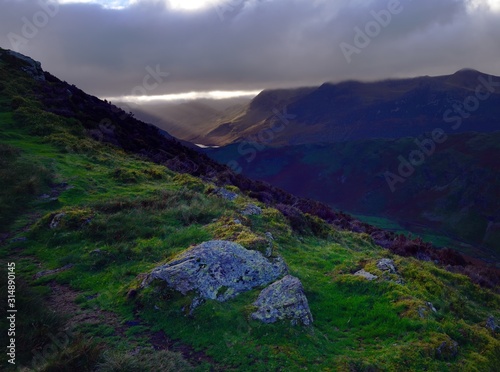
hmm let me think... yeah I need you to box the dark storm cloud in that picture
[0,0,499,98]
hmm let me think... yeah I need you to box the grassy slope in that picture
[207,136,500,261]
[0,56,499,371]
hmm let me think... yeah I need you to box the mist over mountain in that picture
[117,97,250,142]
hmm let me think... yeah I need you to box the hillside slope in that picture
[1,49,499,371]
[123,98,250,142]
[207,132,500,260]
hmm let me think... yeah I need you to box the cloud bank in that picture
[1,0,499,99]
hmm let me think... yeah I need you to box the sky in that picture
[1,0,500,103]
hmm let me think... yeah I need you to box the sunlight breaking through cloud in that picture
[105,89,262,103]
[58,0,230,11]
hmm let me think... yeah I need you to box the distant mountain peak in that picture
[454,67,482,75]
[195,69,500,146]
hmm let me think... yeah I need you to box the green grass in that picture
[0,51,499,371]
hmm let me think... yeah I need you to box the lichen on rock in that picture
[143,240,287,308]
[251,275,313,326]
[376,258,397,273]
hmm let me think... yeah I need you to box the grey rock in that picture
[241,204,262,216]
[486,316,498,332]
[251,275,313,326]
[49,213,66,229]
[354,269,378,281]
[189,297,205,313]
[418,307,427,319]
[264,232,274,257]
[233,219,242,225]
[5,50,45,81]
[377,258,397,273]
[265,245,273,258]
[418,302,437,318]
[34,264,73,279]
[216,188,239,201]
[426,302,437,313]
[435,340,459,360]
[144,240,287,307]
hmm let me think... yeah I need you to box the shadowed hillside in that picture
[194,70,500,146]
[207,133,500,261]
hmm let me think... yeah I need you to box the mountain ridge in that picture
[191,69,500,146]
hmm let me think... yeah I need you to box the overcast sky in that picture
[1,0,500,102]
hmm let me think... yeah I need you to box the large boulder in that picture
[251,275,313,326]
[144,240,287,303]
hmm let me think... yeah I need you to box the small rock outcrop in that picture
[418,302,437,319]
[486,316,498,332]
[3,50,45,81]
[265,232,274,241]
[144,240,287,305]
[435,339,459,360]
[251,275,313,326]
[216,188,239,201]
[34,264,73,279]
[241,204,262,216]
[377,258,397,273]
[354,269,378,281]
[50,213,66,229]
